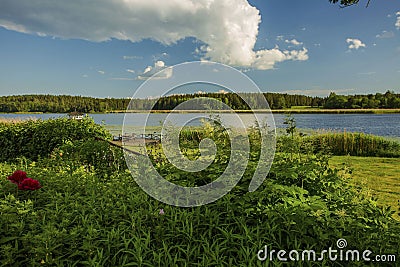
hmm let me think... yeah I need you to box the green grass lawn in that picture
[330,156,400,220]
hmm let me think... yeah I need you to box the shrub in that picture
[0,117,111,162]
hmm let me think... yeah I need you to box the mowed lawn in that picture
[330,156,400,221]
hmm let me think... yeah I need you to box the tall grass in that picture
[177,127,400,157]
[306,131,400,157]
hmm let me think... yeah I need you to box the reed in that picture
[306,131,400,157]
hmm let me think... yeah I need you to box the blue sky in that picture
[0,0,399,98]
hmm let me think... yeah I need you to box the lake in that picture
[1,113,399,137]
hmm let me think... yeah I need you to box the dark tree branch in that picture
[329,0,371,8]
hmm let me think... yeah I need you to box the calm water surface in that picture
[1,113,399,137]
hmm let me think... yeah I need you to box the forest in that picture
[324,91,400,109]
[0,91,399,113]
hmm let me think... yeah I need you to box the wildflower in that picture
[17,178,42,191]
[7,170,27,185]
[159,209,165,215]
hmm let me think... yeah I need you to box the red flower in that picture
[17,178,42,191]
[7,170,27,185]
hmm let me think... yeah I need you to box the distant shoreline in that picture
[107,108,400,114]
[1,108,400,115]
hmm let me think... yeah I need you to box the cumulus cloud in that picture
[376,30,394,39]
[0,0,308,70]
[346,38,366,50]
[98,70,105,75]
[285,39,303,46]
[396,12,400,29]
[251,47,308,70]
[137,60,173,80]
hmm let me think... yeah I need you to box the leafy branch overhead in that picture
[329,0,371,8]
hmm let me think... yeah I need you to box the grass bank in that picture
[330,156,400,221]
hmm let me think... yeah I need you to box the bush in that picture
[0,117,111,162]
[49,139,127,179]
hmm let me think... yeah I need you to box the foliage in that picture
[330,156,400,221]
[153,92,323,110]
[0,118,399,266]
[324,91,400,109]
[0,92,324,112]
[2,91,400,113]
[50,139,127,179]
[283,114,297,138]
[0,117,111,162]
[329,0,372,8]
[305,131,400,157]
[0,94,134,113]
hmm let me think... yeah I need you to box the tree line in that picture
[151,92,323,110]
[0,91,398,113]
[324,91,400,109]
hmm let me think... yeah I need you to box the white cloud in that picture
[280,88,355,97]
[82,74,88,78]
[357,71,376,75]
[123,55,142,60]
[0,0,308,70]
[109,77,135,81]
[98,70,105,75]
[376,30,394,39]
[346,38,366,50]
[285,39,303,46]
[137,60,173,80]
[251,47,308,70]
[396,11,400,29]
[126,69,135,74]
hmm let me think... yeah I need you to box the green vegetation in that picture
[1,91,400,113]
[329,0,365,7]
[304,131,400,157]
[330,156,400,221]
[0,118,399,266]
[272,108,400,114]
[0,117,110,162]
[324,91,400,109]
[0,95,135,113]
